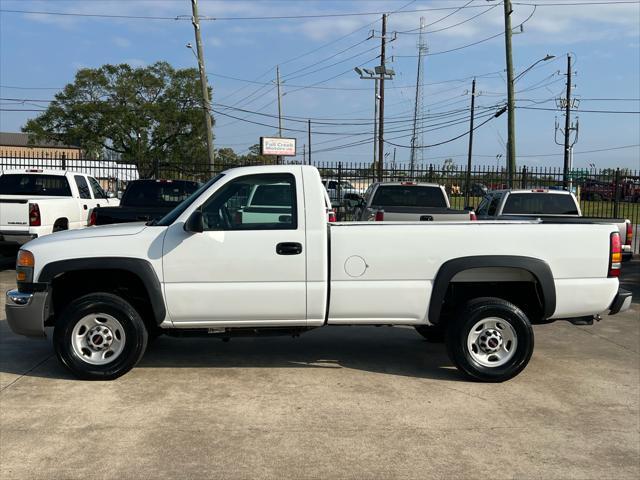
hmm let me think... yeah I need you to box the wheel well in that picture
[53,218,68,230]
[439,280,545,325]
[48,269,155,331]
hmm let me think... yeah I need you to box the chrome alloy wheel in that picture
[71,313,126,365]
[467,317,517,368]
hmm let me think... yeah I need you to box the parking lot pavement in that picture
[0,259,638,480]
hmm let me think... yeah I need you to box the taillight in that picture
[28,203,41,226]
[609,232,622,277]
[374,210,384,221]
[469,211,477,221]
[328,209,337,222]
[625,222,632,246]
[88,210,97,226]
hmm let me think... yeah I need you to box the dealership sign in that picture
[260,137,297,156]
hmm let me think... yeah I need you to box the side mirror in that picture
[107,192,115,199]
[117,191,124,200]
[184,210,204,233]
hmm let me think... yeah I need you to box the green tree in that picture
[23,61,212,176]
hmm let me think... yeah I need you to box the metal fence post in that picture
[521,165,527,189]
[613,168,621,218]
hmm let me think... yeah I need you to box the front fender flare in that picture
[38,257,166,325]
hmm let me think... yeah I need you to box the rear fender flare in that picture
[428,255,556,324]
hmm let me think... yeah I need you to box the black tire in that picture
[414,324,445,343]
[53,293,148,380]
[446,297,534,382]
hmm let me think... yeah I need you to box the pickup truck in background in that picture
[354,181,475,222]
[322,178,363,205]
[476,189,634,261]
[6,166,631,382]
[92,179,199,226]
[0,169,119,246]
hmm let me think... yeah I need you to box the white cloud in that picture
[112,36,131,48]
[209,36,223,48]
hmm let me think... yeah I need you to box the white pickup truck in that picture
[0,169,119,246]
[476,189,634,261]
[6,166,631,382]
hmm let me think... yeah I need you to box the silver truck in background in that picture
[476,189,633,260]
[354,181,476,222]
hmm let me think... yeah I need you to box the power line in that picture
[519,106,640,114]
[394,5,537,57]
[397,4,500,35]
[2,1,636,22]
[0,4,499,22]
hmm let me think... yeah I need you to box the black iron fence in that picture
[2,152,638,253]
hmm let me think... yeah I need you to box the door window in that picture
[487,194,502,216]
[201,173,297,230]
[88,177,108,199]
[74,175,91,199]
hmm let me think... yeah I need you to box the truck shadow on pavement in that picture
[0,325,464,383]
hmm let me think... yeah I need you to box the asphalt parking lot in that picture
[0,255,638,480]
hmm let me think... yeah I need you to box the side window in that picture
[476,196,490,216]
[328,181,338,190]
[487,194,502,216]
[74,175,91,199]
[201,173,297,231]
[88,177,107,199]
[363,184,374,202]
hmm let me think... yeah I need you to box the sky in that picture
[1,0,639,170]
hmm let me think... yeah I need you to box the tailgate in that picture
[378,206,469,222]
[0,197,29,229]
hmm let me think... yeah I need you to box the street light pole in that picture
[190,0,215,176]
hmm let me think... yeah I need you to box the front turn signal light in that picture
[17,250,35,268]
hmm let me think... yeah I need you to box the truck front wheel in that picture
[446,297,534,382]
[53,293,148,380]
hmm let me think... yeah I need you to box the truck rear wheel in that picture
[446,297,534,382]
[53,293,148,380]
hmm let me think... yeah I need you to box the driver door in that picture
[162,172,307,326]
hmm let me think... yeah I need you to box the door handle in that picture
[83,205,88,210]
[276,242,303,255]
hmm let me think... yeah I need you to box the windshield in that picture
[371,185,447,208]
[122,180,200,207]
[503,193,579,215]
[153,174,224,226]
[0,174,72,196]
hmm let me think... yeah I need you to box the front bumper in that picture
[5,289,49,337]
[609,288,632,315]
[0,231,37,246]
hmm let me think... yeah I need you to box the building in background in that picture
[0,132,82,158]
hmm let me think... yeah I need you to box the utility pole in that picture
[302,144,306,164]
[410,17,427,178]
[503,0,516,188]
[307,119,312,165]
[276,65,283,164]
[563,54,572,188]
[190,0,215,175]
[465,78,477,208]
[378,13,387,182]
[373,78,378,173]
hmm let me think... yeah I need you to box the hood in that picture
[25,222,148,247]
